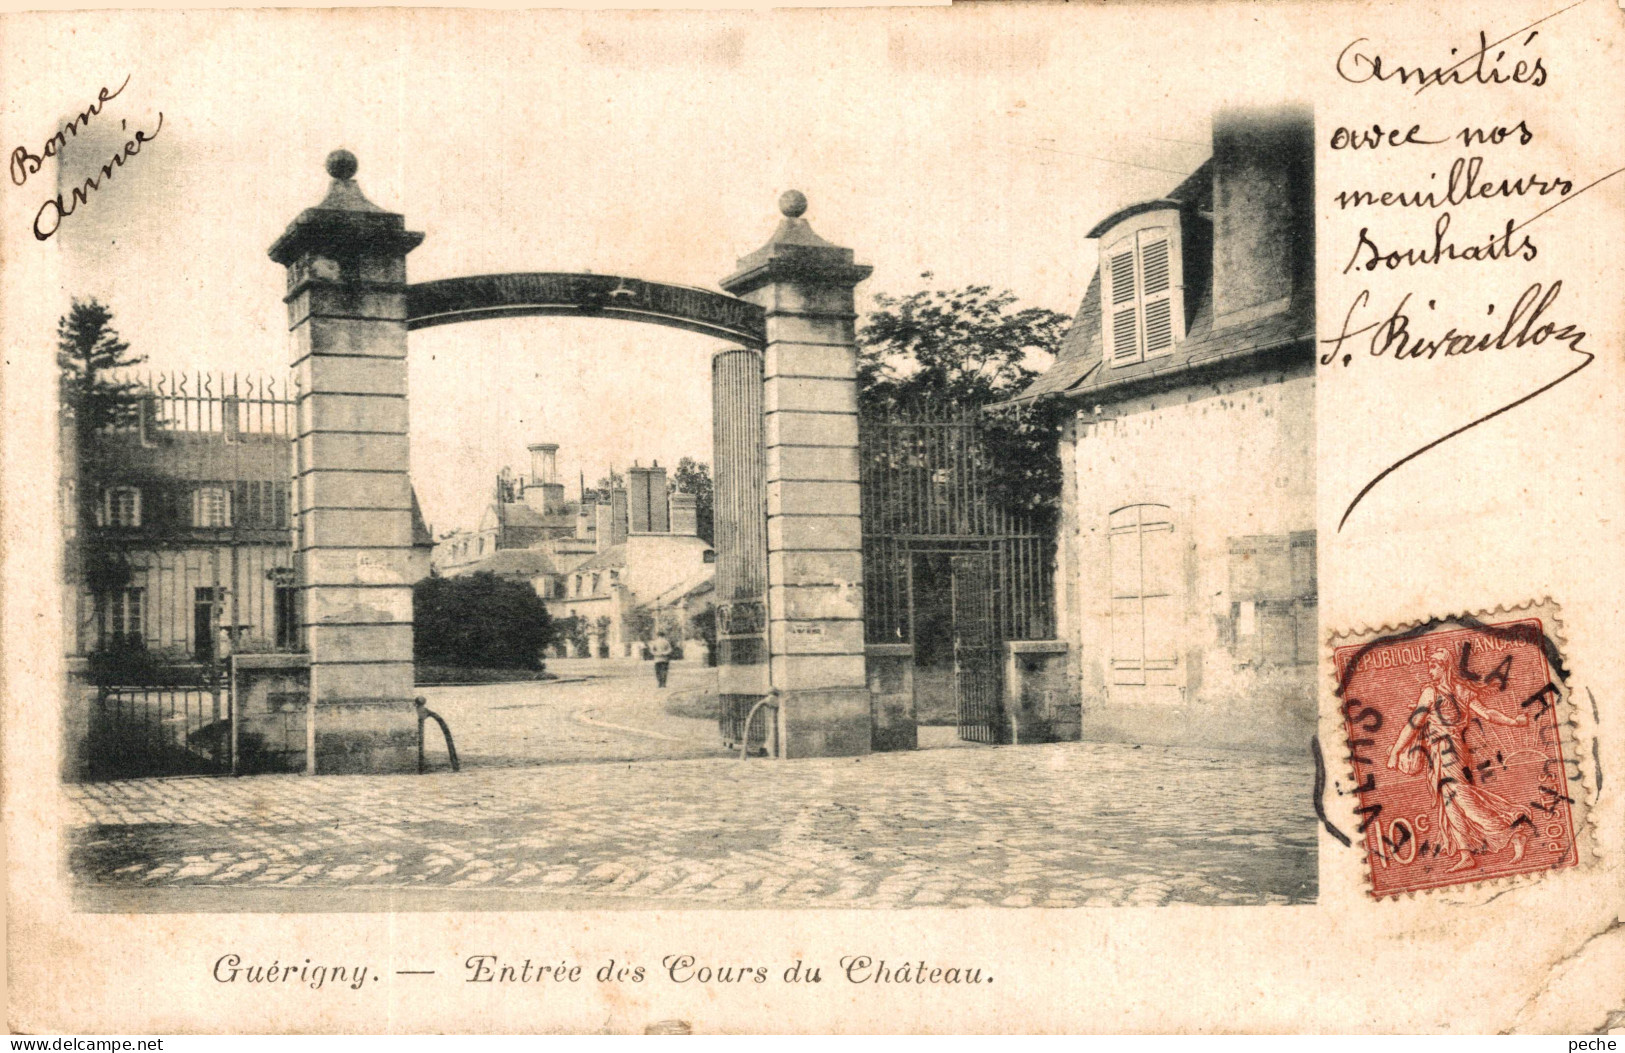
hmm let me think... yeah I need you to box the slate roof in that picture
[571,544,628,572]
[454,547,560,579]
[1008,158,1312,408]
[651,571,715,608]
[497,502,549,529]
[409,488,433,548]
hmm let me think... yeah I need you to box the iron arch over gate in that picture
[271,151,875,773]
[406,273,766,347]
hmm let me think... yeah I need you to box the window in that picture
[1228,531,1317,666]
[1101,220,1182,366]
[101,486,141,527]
[1108,505,1181,686]
[274,586,299,650]
[194,587,220,662]
[100,587,144,648]
[192,486,233,527]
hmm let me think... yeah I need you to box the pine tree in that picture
[58,298,146,442]
[58,299,147,648]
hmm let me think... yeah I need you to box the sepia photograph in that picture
[6,0,1623,1035]
[42,21,1319,912]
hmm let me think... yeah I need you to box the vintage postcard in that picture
[3,0,1623,1035]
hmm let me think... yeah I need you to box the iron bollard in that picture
[415,696,461,773]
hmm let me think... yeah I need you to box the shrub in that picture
[413,572,554,670]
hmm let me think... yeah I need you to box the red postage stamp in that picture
[1333,611,1582,898]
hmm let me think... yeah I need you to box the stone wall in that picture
[1004,640,1073,744]
[230,653,311,773]
[864,644,916,751]
[1065,363,1316,753]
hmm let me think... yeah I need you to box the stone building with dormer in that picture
[1010,107,1316,753]
[439,450,715,658]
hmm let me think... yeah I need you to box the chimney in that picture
[595,500,615,553]
[610,488,629,545]
[628,466,654,533]
[628,465,670,533]
[527,443,559,486]
[649,465,669,532]
[1210,106,1314,329]
[669,492,698,537]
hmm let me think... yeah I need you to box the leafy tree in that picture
[670,457,714,544]
[413,572,555,670]
[688,606,717,666]
[625,603,656,646]
[554,614,589,657]
[856,278,1072,526]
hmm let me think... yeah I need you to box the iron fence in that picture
[859,404,1054,647]
[87,683,232,780]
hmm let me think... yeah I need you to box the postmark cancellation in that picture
[1330,601,1595,899]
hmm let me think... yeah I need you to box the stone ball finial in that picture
[778,190,808,219]
[325,149,359,181]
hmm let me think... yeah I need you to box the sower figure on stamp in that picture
[1387,647,1533,873]
[651,634,673,689]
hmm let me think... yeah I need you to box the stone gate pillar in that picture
[269,151,424,774]
[721,192,872,757]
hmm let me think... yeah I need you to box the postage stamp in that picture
[1331,602,1589,898]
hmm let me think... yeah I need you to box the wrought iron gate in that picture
[859,404,1054,744]
[949,554,1000,743]
[89,681,233,779]
[69,371,301,780]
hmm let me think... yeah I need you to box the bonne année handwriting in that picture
[8,74,163,242]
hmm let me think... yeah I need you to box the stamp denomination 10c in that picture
[1333,606,1585,898]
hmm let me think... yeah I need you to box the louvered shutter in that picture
[1108,514,1144,685]
[1138,511,1180,683]
[1106,239,1141,365]
[1137,229,1176,357]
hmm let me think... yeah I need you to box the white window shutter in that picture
[1138,230,1177,357]
[1105,242,1142,364]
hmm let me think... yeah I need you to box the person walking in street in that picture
[651,634,673,689]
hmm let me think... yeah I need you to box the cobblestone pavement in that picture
[66,741,1318,909]
[418,664,727,769]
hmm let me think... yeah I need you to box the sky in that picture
[20,5,1306,534]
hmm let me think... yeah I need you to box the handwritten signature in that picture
[8,74,163,242]
[1324,281,1592,530]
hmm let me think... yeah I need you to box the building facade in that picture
[437,449,716,659]
[1015,107,1316,753]
[64,373,434,665]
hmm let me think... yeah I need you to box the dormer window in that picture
[1100,211,1184,366]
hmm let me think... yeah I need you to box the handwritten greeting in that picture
[8,74,163,242]
[1321,10,1621,529]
